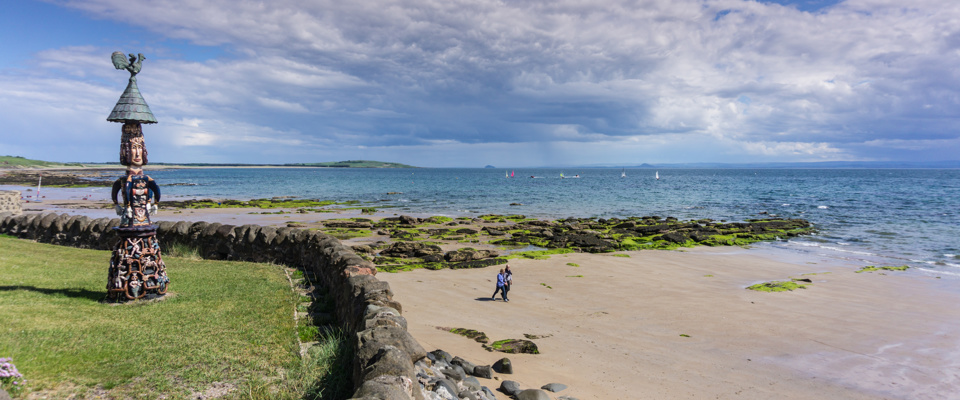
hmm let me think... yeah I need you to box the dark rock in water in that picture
[473,365,493,378]
[517,389,551,400]
[494,358,513,374]
[500,380,522,396]
[541,383,568,392]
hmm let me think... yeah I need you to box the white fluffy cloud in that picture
[1,0,958,165]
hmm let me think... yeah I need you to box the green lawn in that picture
[0,235,350,399]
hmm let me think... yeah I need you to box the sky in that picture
[1,0,958,168]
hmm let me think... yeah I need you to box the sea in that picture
[114,167,959,280]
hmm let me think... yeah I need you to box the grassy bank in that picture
[0,235,350,399]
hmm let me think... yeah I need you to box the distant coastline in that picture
[0,156,417,170]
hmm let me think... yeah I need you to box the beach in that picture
[380,248,960,400]
[4,182,960,399]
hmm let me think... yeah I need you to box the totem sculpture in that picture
[105,52,168,301]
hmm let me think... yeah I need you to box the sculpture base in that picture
[107,225,169,302]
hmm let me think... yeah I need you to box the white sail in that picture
[655,171,659,180]
[36,173,42,202]
[621,168,626,178]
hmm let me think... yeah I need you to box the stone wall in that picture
[0,191,21,215]
[0,212,428,399]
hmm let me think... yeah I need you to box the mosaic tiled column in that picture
[105,52,168,302]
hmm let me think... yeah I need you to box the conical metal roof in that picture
[107,78,157,124]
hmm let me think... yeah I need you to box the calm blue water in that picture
[147,168,960,277]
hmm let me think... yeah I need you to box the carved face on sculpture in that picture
[129,140,144,166]
[120,123,148,167]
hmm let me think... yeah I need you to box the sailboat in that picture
[560,172,564,179]
[621,169,626,178]
[35,173,42,202]
[655,171,660,180]
[511,170,515,178]
[505,170,509,178]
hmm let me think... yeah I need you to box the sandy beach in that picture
[378,248,960,400]
[5,184,960,399]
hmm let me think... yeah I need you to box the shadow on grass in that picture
[0,285,105,302]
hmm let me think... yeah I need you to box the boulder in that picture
[516,389,551,400]
[451,356,476,375]
[473,365,493,379]
[541,383,567,392]
[493,358,512,374]
[499,380,521,396]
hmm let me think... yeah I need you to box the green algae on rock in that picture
[856,265,910,273]
[484,339,540,354]
[446,328,490,343]
[747,281,807,292]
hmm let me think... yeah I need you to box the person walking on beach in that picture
[503,265,513,301]
[492,268,508,301]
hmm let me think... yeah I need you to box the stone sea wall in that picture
[0,191,21,215]
[0,211,454,400]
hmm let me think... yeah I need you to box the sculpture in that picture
[105,51,168,302]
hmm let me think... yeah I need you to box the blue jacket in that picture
[496,273,505,287]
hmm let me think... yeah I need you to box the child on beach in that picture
[492,268,508,301]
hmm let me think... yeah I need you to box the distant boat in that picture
[35,173,42,202]
[655,171,659,180]
[505,171,509,178]
[560,172,564,179]
[511,170,515,178]
[621,169,626,178]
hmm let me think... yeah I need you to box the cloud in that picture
[2,0,958,165]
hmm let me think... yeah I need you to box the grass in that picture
[0,236,350,399]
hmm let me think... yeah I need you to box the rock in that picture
[516,389,551,400]
[399,215,421,225]
[451,356,477,375]
[441,365,465,382]
[486,339,539,354]
[473,365,493,379]
[380,241,442,258]
[557,396,580,400]
[499,380,521,396]
[493,358,512,374]
[481,387,498,400]
[463,376,482,392]
[541,383,567,392]
[430,349,454,364]
[435,378,459,399]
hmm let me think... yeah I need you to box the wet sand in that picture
[5,184,960,399]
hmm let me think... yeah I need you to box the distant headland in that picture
[0,156,417,169]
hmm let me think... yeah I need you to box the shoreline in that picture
[4,185,960,398]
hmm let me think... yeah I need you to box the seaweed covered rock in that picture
[379,242,442,258]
